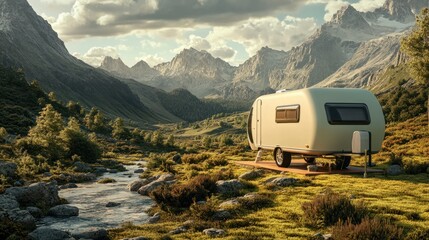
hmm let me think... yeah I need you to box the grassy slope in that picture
[109,113,429,240]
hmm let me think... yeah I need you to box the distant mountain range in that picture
[101,0,428,99]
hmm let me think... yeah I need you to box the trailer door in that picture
[255,99,262,146]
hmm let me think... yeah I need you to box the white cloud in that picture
[352,0,385,13]
[73,46,119,67]
[40,0,75,5]
[324,0,349,21]
[207,16,317,57]
[175,34,237,61]
[137,54,165,67]
[141,39,162,48]
[40,13,56,24]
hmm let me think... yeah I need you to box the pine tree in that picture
[111,117,129,140]
[401,8,429,128]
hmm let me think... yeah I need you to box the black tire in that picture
[304,157,316,164]
[274,148,292,168]
[334,156,351,170]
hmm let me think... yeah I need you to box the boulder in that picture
[203,228,226,237]
[218,199,240,209]
[108,169,118,173]
[0,160,17,178]
[387,165,403,175]
[8,208,36,231]
[71,228,109,240]
[147,212,160,224]
[212,210,232,221]
[28,227,73,240]
[106,202,121,207]
[27,207,43,218]
[172,154,182,163]
[48,205,79,218]
[93,167,108,175]
[137,181,166,196]
[5,182,61,210]
[216,179,244,196]
[156,173,175,182]
[73,162,92,173]
[128,179,149,192]
[0,194,19,210]
[169,226,188,235]
[134,169,144,173]
[239,170,263,180]
[268,177,297,187]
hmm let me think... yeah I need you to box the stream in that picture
[38,163,153,232]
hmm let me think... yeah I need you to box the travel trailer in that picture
[247,88,385,169]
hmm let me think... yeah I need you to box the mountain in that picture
[0,0,163,124]
[99,57,160,82]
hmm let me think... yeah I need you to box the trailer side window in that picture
[276,105,300,123]
[325,103,370,125]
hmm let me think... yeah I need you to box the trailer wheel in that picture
[274,148,291,168]
[304,157,316,164]
[334,156,351,170]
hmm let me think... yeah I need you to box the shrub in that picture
[189,200,219,221]
[181,153,211,164]
[203,156,228,169]
[403,160,429,174]
[332,217,403,240]
[237,193,274,211]
[150,174,217,212]
[406,228,429,240]
[301,189,368,228]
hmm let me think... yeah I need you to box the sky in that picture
[27,0,386,68]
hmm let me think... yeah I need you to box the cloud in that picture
[137,54,165,67]
[175,34,237,61]
[352,0,385,13]
[141,39,162,48]
[324,0,349,21]
[40,0,75,5]
[207,16,317,57]
[73,46,119,67]
[49,0,308,40]
[40,13,56,24]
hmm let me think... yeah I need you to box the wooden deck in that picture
[234,159,384,176]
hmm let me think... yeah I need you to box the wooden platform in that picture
[235,159,384,176]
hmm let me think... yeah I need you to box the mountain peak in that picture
[381,0,428,22]
[330,5,371,30]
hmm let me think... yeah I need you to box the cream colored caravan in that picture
[247,88,385,169]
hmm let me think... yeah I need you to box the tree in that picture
[151,131,164,146]
[166,134,175,147]
[84,107,108,133]
[111,117,130,140]
[401,8,429,128]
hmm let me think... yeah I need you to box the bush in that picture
[403,160,429,174]
[406,228,429,240]
[150,174,217,212]
[301,189,368,228]
[237,193,274,211]
[203,156,228,169]
[181,153,211,164]
[332,217,403,240]
[97,178,116,184]
[189,200,219,221]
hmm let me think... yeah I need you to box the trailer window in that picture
[276,105,300,123]
[325,103,370,125]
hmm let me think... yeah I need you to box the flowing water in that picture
[39,163,153,232]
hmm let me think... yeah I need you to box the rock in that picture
[269,177,297,187]
[323,233,333,240]
[307,165,318,172]
[128,179,149,192]
[73,162,92,173]
[5,181,61,209]
[122,237,149,240]
[216,179,244,196]
[27,207,43,218]
[8,208,36,230]
[182,220,194,226]
[106,202,121,207]
[134,168,144,173]
[239,170,263,180]
[172,154,182,163]
[0,160,17,178]
[386,165,403,175]
[93,167,108,175]
[170,226,188,234]
[137,181,165,196]
[108,169,118,173]
[147,212,160,224]
[59,183,78,190]
[71,228,109,240]
[156,173,175,182]
[28,227,73,240]
[48,205,79,218]
[203,228,226,237]
[43,172,52,177]
[14,180,23,186]
[212,210,232,220]
[0,194,19,210]
[219,199,240,208]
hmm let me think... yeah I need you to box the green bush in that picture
[301,189,368,228]
[203,156,228,169]
[406,228,429,240]
[236,193,274,211]
[97,178,116,184]
[189,200,219,221]
[150,174,217,212]
[181,153,211,164]
[332,217,403,240]
[403,160,429,174]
